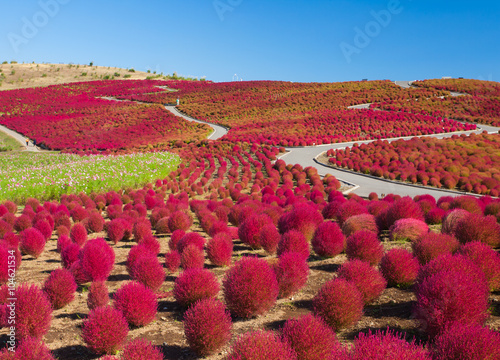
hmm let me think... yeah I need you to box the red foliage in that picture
[126,244,153,275]
[338,260,387,304]
[173,268,220,308]
[131,254,165,291]
[79,238,115,282]
[14,214,32,232]
[425,207,446,225]
[168,229,185,250]
[449,195,483,215]
[42,268,77,310]
[341,213,378,237]
[113,281,157,327]
[180,244,205,270]
[107,218,129,244]
[164,250,181,273]
[238,213,273,249]
[383,197,424,230]
[34,219,53,241]
[441,209,469,235]
[87,211,104,233]
[227,330,297,360]
[278,204,323,242]
[454,213,500,247]
[311,221,345,258]
[70,223,87,247]
[121,338,163,360]
[458,241,500,292]
[207,232,233,267]
[336,200,368,227]
[168,210,193,232]
[312,278,364,331]
[15,283,52,339]
[390,218,429,242]
[277,230,310,260]
[380,248,420,288]
[87,281,109,310]
[13,337,56,360]
[345,230,384,266]
[81,306,129,355]
[20,228,46,258]
[274,252,309,298]
[177,232,206,254]
[412,233,459,265]
[223,256,279,318]
[184,299,232,356]
[259,223,281,255]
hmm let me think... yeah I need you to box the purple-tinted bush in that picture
[20,228,46,258]
[70,223,87,247]
[79,238,115,282]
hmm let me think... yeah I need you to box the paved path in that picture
[164,106,228,140]
[0,124,39,152]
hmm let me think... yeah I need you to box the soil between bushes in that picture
[4,217,500,360]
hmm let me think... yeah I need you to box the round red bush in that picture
[126,244,153,275]
[14,214,32,232]
[311,221,345,258]
[138,234,160,255]
[380,248,419,288]
[425,207,446,225]
[87,281,109,310]
[174,268,220,308]
[20,228,46,258]
[165,250,181,273]
[458,241,500,292]
[238,213,273,249]
[87,212,104,233]
[168,211,193,232]
[223,256,279,318]
[168,229,185,251]
[449,195,483,215]
[131,254,165,291]
[441,209,469,235]
[34,219,53,241]
[69,260,92,285]
[207,232,233,267]
[351,328,431,360]
[345,230,384,266]
[121,338,163,360]
[412,233,459,265]
[312,278,363,331]
[278,204,323,242]
[431,323,500,360]
[180,244,205,270]
[454,213,500,247]
[42,268,77,310]
[389,218,429,242]
[113,281,157,327]
[341,213,378,237]
[15,283,52,339]
[184,298,232,356]
[106,218,127,244]
[154,217,170,235]
[70,223,87,247]
[414,269,490,337]
[14,337,56,360]
[56,234,71,253]
[259,223,281,255]
[275,252,309,298]
[81,306,129,355]
[383,197,424,230]
[61,242,80,269]
[133,220,152,243]
[227,330,297,360]
[338,259,387,304]
[177,232,206,254]
[277,230,310,260]
[79,238,115,282]
[281,314,341,360]
[335,200,368,227]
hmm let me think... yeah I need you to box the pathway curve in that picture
[0,124,40,152]
[164,106,228,140]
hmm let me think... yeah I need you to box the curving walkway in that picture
[164,106,228,140]
[0,124,40,152]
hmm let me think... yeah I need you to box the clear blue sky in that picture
[1,0,499,83]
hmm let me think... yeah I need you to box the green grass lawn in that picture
[0,130,22,152]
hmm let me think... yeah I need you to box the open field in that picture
[0,131,21,152]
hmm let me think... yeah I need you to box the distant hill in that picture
[0,62,167,90]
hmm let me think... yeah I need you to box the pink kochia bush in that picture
[441,209,469,235]
[345,230,384,266]
[168,210,193,232]
[278,204,323,241]
[312,278,364,331]
[227,330,297,360]
[70,222,87,246]
[389,218,429,242]
[454,213,500,247]
[383,196,424,230]
[174,268,220,308]
[274,252,309,298]
[42,268,77,310]
[350,328,431,360]
[87,281,109,310]
[431,323,500,360]
[81,306,129,355]
[277,230,310,260]
[311,221,345,258]
[412,233,459,265]
[207,232,233,266]
[238,213,273,249]
[180,244,205,270]
[121,338,163,360]
[380,249,419,288]
[165,250,181,273]
[183,299,233,356]
[259,223,281,254]
[113,281,157,327]
[341,213,378,237]
[338,260,387,304]
[223,256,279,318]
[20,227,46,258]
[79,238,115,282]
[15,283,52,339]
[12,337,56,360]
[131,254,165,291]
[61,243,80,269]
[458,241,500,292]
[414,269,490,337]
[281,314,342,360]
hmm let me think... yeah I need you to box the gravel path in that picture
[0,124,40,152]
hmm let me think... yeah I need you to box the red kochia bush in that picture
[454,213,500,247]
[42,268,77,310]
[13,337,56,360]
[106,218,127,244]
[336,200,368,227]
[184,299,232,356]
[56,234,71,253]
[223,256,279,318]
[34,219,52,241]
[180,244,205,270]
[383,196,424,230]
[431,323,500,360]
[458,241,500,292]
[79,238,115,282]
[70,222,87,246]
[389,218,429,242]
[61,243,80,269]
[278,204,323,241]
[227,330,297,360]
[177,232,206,254]
[14,214,32,232]
[238,213,273,249]
[138,234,160,255]
[380,249,420,287]
[20,228,46,258]
[154,217,170,235]
[351,328,431,360]
[275,252,309,298]
[126,244,153,275]
[87,212,104,233]
[174,268,220,308]
[168,210,193,232]
[207,232,233,266]
[341,213,378,237]
[338,260,387,304]
[311,221,345,258]
[345,230,384,266]
[412,233,459,265]
[277,230,310,260]
[87,281,109,310]
[131,254,165,291]
[281,314,341,360]
[312,278,364,331]
[165,250,181,273]
[113,281,157,327]
[15,283,52,339]
[121,338,163,360]
[259,223,281,255]
[414,270,490,337]
[169,229,185,250]
[81,306,129,355]
[441,209,469,235]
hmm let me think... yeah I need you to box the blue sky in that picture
[1,0,498,83]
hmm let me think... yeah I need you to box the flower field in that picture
[0,151,180,203]
[324,133,500,195]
